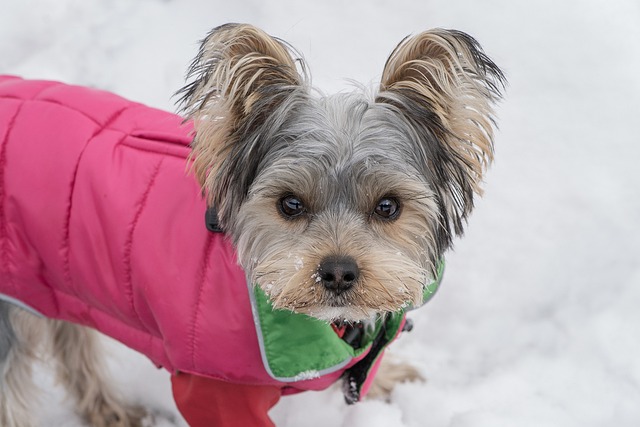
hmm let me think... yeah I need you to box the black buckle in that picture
[341,322,389,404]
[205,207,223,233]
[333,321,365,349]
[341,316,415,404]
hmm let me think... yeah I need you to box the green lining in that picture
[252,258,445,381]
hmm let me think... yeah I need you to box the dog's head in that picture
[178,23,505,322]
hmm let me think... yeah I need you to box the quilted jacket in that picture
[0,76,424,399]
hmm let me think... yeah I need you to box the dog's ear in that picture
[177,23,306,225]
[377,29,505,247]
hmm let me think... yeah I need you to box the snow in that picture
[2,0,639,426]
[292,370,321,382]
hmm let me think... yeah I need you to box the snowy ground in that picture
[2,0,639,426]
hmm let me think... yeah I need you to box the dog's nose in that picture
[318,256,359,294]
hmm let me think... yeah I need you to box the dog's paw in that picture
[82,400,149,427]
[366,357,425,400]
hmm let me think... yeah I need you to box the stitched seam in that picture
[0,83,60,302]
[0,101,24,296]
[122,158,164,324]
[61,106,130,291]
[119,139,190,160]
[188,233,214,370]
[43,286,164,339]
[0,95,138,128]
[2,97,190,158]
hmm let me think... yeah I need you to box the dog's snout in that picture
[318,256,359,294]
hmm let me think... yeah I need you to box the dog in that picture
[0,24,504,426]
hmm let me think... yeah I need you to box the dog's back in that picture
[0,75,191,321]
[0,76,248,426]
[0,76,237,371]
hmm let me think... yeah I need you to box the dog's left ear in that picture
[377,29,506,246]
[177,24,306,227]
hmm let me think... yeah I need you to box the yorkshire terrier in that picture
[0,24,504,426]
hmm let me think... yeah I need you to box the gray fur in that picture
[229,92,445,319]
[0,301,16,367]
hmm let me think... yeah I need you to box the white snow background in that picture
[1,0,639,426]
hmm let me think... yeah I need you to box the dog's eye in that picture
[373,197,400,220]
[279,195,305,218]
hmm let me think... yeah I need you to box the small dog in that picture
[0,24,504,426]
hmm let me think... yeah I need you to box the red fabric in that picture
[171,373,281,427]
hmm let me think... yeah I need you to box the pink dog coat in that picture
[0,76,443,401]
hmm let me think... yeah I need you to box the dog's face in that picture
[178,24,504,322]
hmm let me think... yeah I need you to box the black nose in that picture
[318,256,359,294]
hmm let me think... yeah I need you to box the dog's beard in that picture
[241,244,434,323]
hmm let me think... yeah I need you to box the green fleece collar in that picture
[249,259,445,381]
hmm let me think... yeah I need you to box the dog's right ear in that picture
[177,23,305,225]
[377,29,505,249]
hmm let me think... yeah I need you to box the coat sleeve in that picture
[171,373,281,427]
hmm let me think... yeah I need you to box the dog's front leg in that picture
[0,302,43,427]
[50,320,147,427]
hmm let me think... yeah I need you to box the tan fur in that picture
[367,356,425,400]
[380,29,499,199]
[179,26,503,321]
[237,180,440,320]
[50,321,147,427]
[0,309,44,427]
[182,24,304,219]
